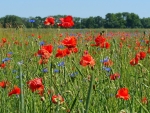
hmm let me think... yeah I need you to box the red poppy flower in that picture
[110,73,120,80]
[37,85,44,96]
[14,40,20,45]
[51,94,64,104]
[116,87,130,100]
[136,41,141,47]
[80,51,95,67]
[147,47,150,54]
[59,33,63,37]
[95,35,106,46]
[38,49,51,59]
[0,63,6,68]
[141,97,148,104]
[58,15,74,28]
[44,17,55,26]
[31,34,34,37]
[8,86,21,96]
[41,44,53,54]
[120,37,126,42]
[27,78,44,92]
[130,58,139,66]
[37,44,53,60]
[103,59,113,67]
[0,81,9,88]
[135,52,146,60]
[69,47,78,53]
[145,40,149,44]
[7,54,12,57]
[100,42,110,49]
[119,42,123,48]
[55,48,70,58]
[25,41,29,46]
[38,58,49,65]
[62,36,77,48]
[2,38,7,43]
[38,35,42,39]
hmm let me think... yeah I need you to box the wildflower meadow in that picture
[0,15,150,113]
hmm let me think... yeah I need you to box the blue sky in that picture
[0,0,149,18]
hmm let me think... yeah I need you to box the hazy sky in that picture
[0,0,149,18]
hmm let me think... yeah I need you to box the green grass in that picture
[0,28,150,113]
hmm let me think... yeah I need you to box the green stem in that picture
[85,75,93,113]
[19,65,24,113]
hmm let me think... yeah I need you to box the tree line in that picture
[0,12,150,29]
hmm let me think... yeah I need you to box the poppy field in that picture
[0,16,150,113]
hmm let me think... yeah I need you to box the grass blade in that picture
[85,75,93,113]
[69,91,80,112]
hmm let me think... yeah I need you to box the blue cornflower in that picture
[40,41,45,46]
[70,33,76,36]
[29,19,35,23]
[42,68,48,73]
[79,99,83,103]
[16,74,25,79]
[54,69,59,73]
[97,48,100,51]
[28,36,31,38]
[58,45,64,49]
[2,57,11,62]
[102,67,111,72]
[100,57,109,63]
[12,70,17,73]
[140,40,145,46]
[70,72,78,77]
[16,76,19,79]
[8,52,13,55]
[58,61,65,67]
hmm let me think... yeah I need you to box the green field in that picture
[0,28,150,113]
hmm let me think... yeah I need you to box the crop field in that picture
[0,27,150,113]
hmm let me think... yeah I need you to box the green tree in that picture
[0,17,5,27]
[104,13,119,28]
[34,16,42,28]
[0,13,149,28]
[94,16,104,28]
[126,13,142,28]
[3,15,23,28]
[81,18,88,28]
[115,13,126,28]
[141,18,150,28]
[73,17,81,28]
[86,17,95,28]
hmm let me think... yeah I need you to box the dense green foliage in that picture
[0,12,150,28]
